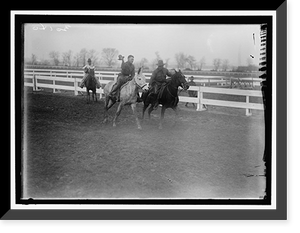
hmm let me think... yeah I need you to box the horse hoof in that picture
[137,126,142,130]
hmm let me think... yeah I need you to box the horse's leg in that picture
[142,102,150,119]
[103,95,109,123]
[147,95,156,119]
[112,102,124,127]
[93,90,97,102]
[103,96,115,124]
[148,105,154,119]
[86,88,90,103]
[131,103,142,130]
[158,106,166,130]
[172,106,179,127]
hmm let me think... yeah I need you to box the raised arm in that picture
[166,68,172,77]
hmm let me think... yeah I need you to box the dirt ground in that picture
[23,90,266,199]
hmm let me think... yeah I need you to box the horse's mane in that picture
[169,70,183,83]
[137,67,142,74]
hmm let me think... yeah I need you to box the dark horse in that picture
[142,69,189,129]
[84,68,97,103]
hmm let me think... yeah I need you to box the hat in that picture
[87,58,91,62]
[156,60,166,66]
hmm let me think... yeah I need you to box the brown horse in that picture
[142,69,189,129]
[103,67,148,129]
[84,68,97,103]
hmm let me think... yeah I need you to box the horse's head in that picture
[134,67,149,91]
[172,69,189,90]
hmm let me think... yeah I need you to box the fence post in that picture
[99,75,103,99]
[50,71,55,93]
[74,77,78,96]
[245,95,252,116]
[114,73,117,82]
[33,75,37,91]
[196,86,206,111]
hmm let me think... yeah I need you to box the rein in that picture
[166,74,185,98]
[166,85,178,98]
[132,75,147,89]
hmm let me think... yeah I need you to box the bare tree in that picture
[199,56,206,71]
[136,57,149,68]
[79,48,88,66]
[222,59,230,71]
[62,50,72,66]
[73,53,81,67]
[151,51,162,70]
[87,49,99,66]
[165,58,170,68]
[175,52,187,69]
[49,51,60,66]
[154,51,161,62]
[213,58,222,71]
[186,55,196,69]
[101,48,118,67]
[31,54,37,65]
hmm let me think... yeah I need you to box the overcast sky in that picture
[24,23,261,67]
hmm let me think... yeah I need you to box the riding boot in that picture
[108,82,120,99]
[152,85,160,110]
[109,74,126,100]
[80,74,88,88]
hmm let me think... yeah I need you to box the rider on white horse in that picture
[108,55,142,102]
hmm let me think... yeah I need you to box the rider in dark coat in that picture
[149,60,172,109]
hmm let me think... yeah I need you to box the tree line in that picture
[28,48,257,72]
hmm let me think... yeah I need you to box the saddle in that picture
[84,74,96,85]
[157,83,167,100]
[148,82,167,101]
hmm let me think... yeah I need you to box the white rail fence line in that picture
[24,68,261,87]
[24,69,264,116]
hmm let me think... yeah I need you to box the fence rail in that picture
[24,68,264,116]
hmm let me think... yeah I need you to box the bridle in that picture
[133,74,148,89]
[166,72,187,97]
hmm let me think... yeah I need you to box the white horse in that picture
[103,67,148,129]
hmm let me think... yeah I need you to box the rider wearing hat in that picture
[149,60,172,108]
[80,58,101,89]
[185,76,197,107]
[108,55,135,100]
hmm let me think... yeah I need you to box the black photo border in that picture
[2,4,287,219]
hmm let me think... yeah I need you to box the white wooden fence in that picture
[24,68,264,116]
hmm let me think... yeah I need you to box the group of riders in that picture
[79,55,174,108]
